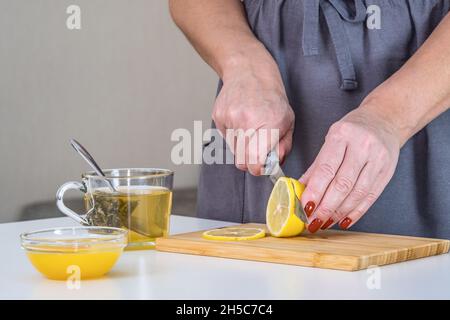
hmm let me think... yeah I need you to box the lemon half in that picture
[202,227,266,241]
[266,177,306,237]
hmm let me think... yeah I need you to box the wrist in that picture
[220,41,284,89]
[359,93,414,147]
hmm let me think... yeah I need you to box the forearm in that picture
[168,0,282,84]
[362,13,450,146]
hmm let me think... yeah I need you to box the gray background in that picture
[0,0,217,222]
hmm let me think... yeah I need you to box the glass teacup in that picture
[56,168,173,250]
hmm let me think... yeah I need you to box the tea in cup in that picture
[57,168,173,249]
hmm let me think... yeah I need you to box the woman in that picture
[169,0,450,238]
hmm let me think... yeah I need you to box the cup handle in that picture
[56,181,89,225]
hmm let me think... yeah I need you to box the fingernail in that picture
[304,201,316,217]
[308,218,323,233]
[320,218,334,230]
[339,218,352,230]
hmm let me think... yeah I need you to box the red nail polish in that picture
[339,218,352,230]
[304,201,316,217]
[308,218,323,233]
[321,218,334,230]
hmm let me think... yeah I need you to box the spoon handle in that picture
[70,139,106,177]
[70,139,117,193]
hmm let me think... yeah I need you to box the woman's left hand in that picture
[299,103,401,233]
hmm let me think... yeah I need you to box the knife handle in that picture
[263,150,280,176]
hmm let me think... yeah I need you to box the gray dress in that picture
[197,0,450,239]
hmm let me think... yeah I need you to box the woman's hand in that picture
[170,0,296,175]
[299,103,401,233]
[213,55,295,176]
[299,12,450,233]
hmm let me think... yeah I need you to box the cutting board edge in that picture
[156,237,364,271]
[360,239,450,266]
[156,225,450,272]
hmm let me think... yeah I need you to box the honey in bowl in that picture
[21,227,127,280]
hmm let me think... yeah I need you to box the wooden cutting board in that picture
[156,223,450,271]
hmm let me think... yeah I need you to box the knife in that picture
[263,150,309,224]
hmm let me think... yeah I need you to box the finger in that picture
[224,128,236,155]
[299,162,315,184]
[313,147,367,224]
[234,130,249,171]
[247,127,288,176]
[214,104,233,154]
[212,102,226,137]
[319,162,380,230]
[331,161,382,224]
[338,170,392,229]
[215,122,226,139]
[278,128,293,165]
[300,137,347,220]
[247,130,266,176]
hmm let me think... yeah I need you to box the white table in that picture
[1,215,449,299]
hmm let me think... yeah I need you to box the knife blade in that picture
[263,151,285,184]
[263,150,309,224]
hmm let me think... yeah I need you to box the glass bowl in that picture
[21,226,128,280]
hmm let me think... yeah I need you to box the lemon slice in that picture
[266,177,306,237]
[202,227,266,241]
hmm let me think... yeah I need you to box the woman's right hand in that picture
[170,0,294,175]
[212,51,295,176]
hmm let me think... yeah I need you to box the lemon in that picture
[202,227,266,241]
[266,177,306,237]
